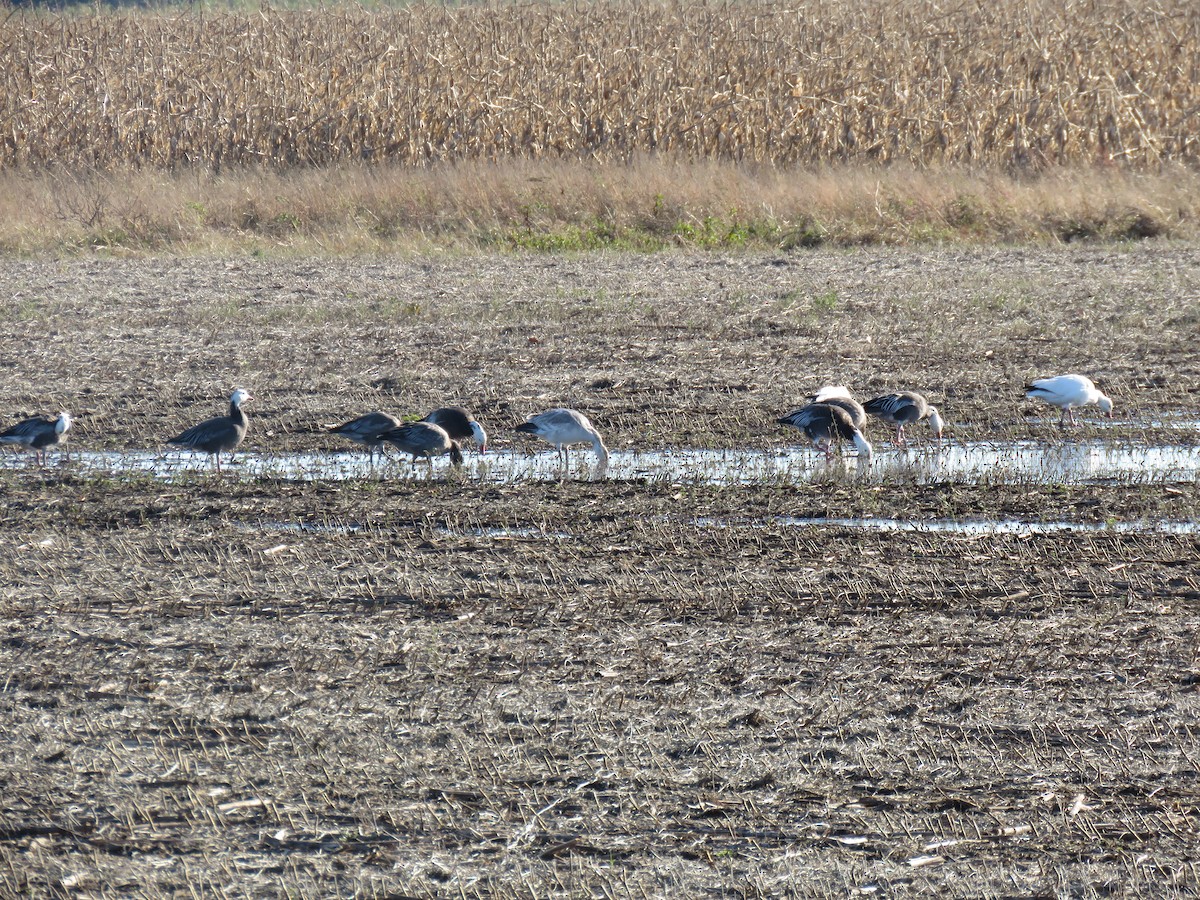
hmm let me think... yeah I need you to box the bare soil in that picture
[0,245,1197,450]
[1,246,1198,897]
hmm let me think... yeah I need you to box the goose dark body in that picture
[379,421,464,469]
[168,389,252,473]
[863,391,944,445]
[811,386,867,429]
[778,402,874,461]
[330,411,401,464]
[0,412,71,465]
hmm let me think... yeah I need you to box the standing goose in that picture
[812,385,867,429]
[167,388,252,474]
[1026,374,1113,426]
[0,411,72,465]
[515,408,609,477]
[421,407,488,452]
[378,421,464,472]
[329,411,401,466]
[863,391,944,446]
[778,402,873,462]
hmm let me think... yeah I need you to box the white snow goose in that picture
[167,389,252,474]
[1026,374,1113,426]
[515,408,609,477]
[421,407,488,452]
[0,411,72,465]
[811,385,867,429]
[778,402,873,462]
[863,391,944,446]
[329,411,401,465]
[378,421,464,472]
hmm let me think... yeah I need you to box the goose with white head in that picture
[0,411,72,466]
[421,407,488,452]
[1026,374,1113,426]
[863,391,944,447]
[167,388,252,474]
[515,408,608,478]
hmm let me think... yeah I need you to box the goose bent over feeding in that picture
[167,389,252,474]
[778,402,873,462]
[422,407,488,452]
[812,385,867,429]
[1026,374,1113,426]
[515,408,609,476]
[378,421,464,471]
[0,411,71,465]
[330,411,401,465]
[864,391,944,446]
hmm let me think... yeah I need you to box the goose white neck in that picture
[927,407,944,436]
[852,432,873,462]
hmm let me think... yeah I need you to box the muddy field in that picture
[1,246,1198,897]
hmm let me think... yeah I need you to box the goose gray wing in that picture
[168,415,245,453]
[864,392,925,423]
[0,416,56,446]
[332,412,400,442]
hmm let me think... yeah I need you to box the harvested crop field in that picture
[1,246,1198,897]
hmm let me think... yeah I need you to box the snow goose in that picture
[167,389,252,474]
[1026,374,1113,426]
[0,411,72,465]
[422,407,488,452]
[330,411,401,466]
[864,391,944,446]
[778,402,873,462]
[812,385,867,429]
[515,408,609,477]
[378,421,464,472]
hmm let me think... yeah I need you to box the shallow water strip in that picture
[5,439,1200,486]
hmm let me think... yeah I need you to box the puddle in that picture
[4,440,1199,486]
[696,516,1200,536]
[251,521,363,535]
[435,526,571,540]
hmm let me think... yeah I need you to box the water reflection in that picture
[697,516,1200,536]
[3,439,1198,486]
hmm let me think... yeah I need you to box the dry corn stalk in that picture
[1,0,1196,169]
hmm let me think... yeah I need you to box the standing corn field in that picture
[2,0,1198,169]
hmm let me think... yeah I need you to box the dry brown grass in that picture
[1,159,1197,253]
[3,0,1199,170]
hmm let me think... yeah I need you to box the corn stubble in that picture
[2,0,1197,169]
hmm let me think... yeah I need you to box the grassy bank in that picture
[1,161,1196,255]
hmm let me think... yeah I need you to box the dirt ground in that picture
[0,245,1197,449]
[1,246,1198,897]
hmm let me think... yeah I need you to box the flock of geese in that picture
[0,374,1115,476]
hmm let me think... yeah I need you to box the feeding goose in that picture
[1026,374,1113,426]
[864,391,944,446]
[515,408,609,477]
[812,385,867,429]
[0,411,71,465]
[778,402,873,462]
[329,411,401,465]
[422,406,488,452]
[378,421,464,472]
[167,388,252,474]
